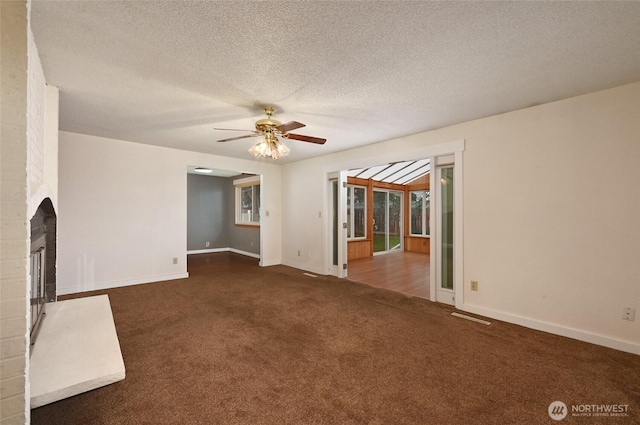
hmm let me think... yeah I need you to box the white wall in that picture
[27,26,59,218]
[43,85,59,208]
[0,1,57,421]
[57,132,282,294]
[282,82,640,354]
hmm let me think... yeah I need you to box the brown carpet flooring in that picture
[32,252,640,424]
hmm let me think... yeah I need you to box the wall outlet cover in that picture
[623,307,636,321]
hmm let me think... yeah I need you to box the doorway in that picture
[373,189,403,254]
[329,141,464,307]
[186,166,262,268]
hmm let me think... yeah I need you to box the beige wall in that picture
[1,2,30,423]
[282,82,640,354]
[460,82,640,350]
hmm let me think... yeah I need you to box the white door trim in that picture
[429,148,465,307]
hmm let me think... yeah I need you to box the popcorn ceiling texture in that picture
[30,1,640,163]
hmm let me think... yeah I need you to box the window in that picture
[347,185,366,239]
[410,190,430,236]
[234,176,260,225]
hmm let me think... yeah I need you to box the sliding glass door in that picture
[373,189,403,254]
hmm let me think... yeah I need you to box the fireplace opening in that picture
[30,198,56,351]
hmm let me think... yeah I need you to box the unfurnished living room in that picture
[2,1,640,424]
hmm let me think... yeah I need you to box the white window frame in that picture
[234,175,261,226]
[409,190,430,237]
[347,184,367,240]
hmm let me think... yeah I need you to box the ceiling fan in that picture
[214,106,326,159]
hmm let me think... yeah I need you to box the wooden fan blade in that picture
[217,134,257,143]
[276,121,305,132]
[213,128,254,132]
[287,133,326,145]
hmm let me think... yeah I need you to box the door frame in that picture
[429,152,464,308]
[372,188,404,255]
[327,171,348,278]
[325,139,465,307]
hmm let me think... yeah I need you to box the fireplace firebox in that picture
[30,235,46,346]
[29,198,56,351]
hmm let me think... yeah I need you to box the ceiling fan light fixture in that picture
[216,105,323,159]
[248,134,290,160]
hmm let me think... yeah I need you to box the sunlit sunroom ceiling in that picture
[348,159,430,185]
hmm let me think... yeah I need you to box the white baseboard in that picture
[259,258,280,267]
[461,304,640,356]
[187,247,260,259]
[57,272,189,296]
[281,260,325,276]
[229,248,260,259]
[186,248,228,255]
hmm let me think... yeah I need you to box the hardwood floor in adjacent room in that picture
[187,251,259,275]
[347,251,430,299]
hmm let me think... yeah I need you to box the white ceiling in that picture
[31,1,640,164]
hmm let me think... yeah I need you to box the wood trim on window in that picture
[346,174,430,259]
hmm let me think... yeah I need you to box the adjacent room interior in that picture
[344,160,432,299]
[186,166,262,263]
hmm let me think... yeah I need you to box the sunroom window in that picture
[410,190,430,236]
[347,185,366,239]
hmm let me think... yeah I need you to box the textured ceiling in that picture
[31,1,640,164]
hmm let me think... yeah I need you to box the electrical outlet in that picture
[250,241,253,247]
[297,250,301,256]
[470,280,478,291]
[623,307,636,321]
[205,242,210,247]
[172,257,178,265]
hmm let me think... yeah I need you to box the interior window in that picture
[347,185,366,239]
[410,190,430,236]
[235,177,260,225]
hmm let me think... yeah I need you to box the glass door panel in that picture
[373,190,403,254]
[328,173,346,278]
[440,166,454,291]
[389,192,402,251]
[332,180,338,267]
[373,191,387,253]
